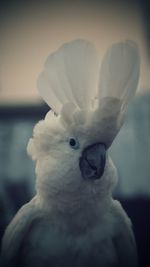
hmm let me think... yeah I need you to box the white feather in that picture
[98,40,140,109]
[37,39,99,114]
[0,197,40,266]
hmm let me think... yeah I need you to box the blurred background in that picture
[0,0,150,266]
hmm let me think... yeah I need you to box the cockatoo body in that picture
[0,40,140,267]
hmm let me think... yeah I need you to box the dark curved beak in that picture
[79,143,106,180]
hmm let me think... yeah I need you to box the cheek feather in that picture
[27,116,69,161]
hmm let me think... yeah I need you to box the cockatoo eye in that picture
[69,138,80,150]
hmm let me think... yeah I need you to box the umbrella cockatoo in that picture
[0,39,140,267]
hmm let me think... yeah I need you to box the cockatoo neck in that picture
[37,185,112,214]
[36,157,117,215]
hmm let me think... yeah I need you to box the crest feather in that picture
[37,39,99,114]
[37,39,140,148]
[98,40,140,109]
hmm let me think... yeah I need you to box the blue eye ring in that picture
[69,137,80,150]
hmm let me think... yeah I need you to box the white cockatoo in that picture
[0,39,140,267]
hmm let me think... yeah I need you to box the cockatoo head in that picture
[27,40,140,210]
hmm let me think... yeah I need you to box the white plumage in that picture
[0,39,140,267]
[38,40,99,113]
